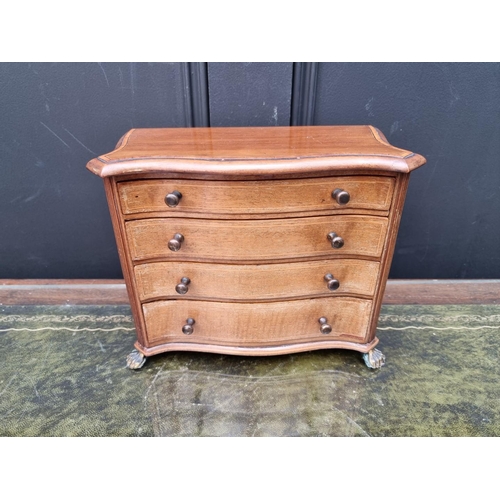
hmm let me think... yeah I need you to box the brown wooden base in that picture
[133,336,380,358]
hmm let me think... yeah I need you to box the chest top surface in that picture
[86,125,426,179]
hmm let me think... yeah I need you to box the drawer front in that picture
[126,215,388,263]
[118,176,395,216]
[143,297,372,347]
[135,259,380,302]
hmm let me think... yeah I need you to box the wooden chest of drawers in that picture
[87,126,425,369]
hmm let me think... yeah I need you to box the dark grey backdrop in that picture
[1,62,498,279]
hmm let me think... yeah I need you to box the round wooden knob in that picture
[324,273,340,291]
[175,277,191,295]
[168,233,184,252]
[182,318,195,335]
[332,188,350,205]
[165,190,183,207]
[327,232,344,249]
[318,317,332,335]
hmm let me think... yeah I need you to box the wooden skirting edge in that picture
[0,280,129,306]
[0,279,499,306]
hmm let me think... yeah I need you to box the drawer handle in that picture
[168,233,184,252]
[324,273,340,291]
[318,317,332,335]
[327,232,344,249]
[182,318,195,335]
[175,277,191,295]
[165,190,183,207]
[332,188,350,205]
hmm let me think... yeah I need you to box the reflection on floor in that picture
[1,304,499,436]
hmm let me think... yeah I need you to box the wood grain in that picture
[383,280,500,305]
[126,215,389,263]
[0,281,128,305]
[142,297,372,347]
[118,176,395,216]
[86,126,426,178]
[134,259,380,302]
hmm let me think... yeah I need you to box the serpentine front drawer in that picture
[125,215,389,263]
[134,259,380,302]
[142,297,373,349]
[117,176,395,217]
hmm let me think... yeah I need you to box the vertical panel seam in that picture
[291,63,319,126]
[182,63,210,127]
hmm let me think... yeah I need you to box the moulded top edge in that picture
[86,125,426,178]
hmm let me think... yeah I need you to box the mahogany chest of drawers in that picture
[87,126,426,369]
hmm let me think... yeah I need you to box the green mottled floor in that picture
[1,304,499,436]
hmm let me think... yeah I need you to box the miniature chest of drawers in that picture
[87,126,426,369]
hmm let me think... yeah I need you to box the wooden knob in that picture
[318,317,332,335]
[327,232,344,249]
[324,273,340,291]
[175,277,191,295]
[182,318,195,335]
[332,188,350,205]
[165,190,182,207]
[168,233,184,252]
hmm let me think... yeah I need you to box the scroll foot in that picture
[126,349,146,370]
[362,348,385,369]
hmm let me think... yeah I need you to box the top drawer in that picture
[117,176,395,217]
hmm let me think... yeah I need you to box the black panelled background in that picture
[1,62,498,279]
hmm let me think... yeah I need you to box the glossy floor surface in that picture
[1,304,499,436]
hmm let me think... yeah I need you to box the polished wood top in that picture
[87,125,426,178]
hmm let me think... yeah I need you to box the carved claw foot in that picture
[126,349,146,370]
[362,348,385,369]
